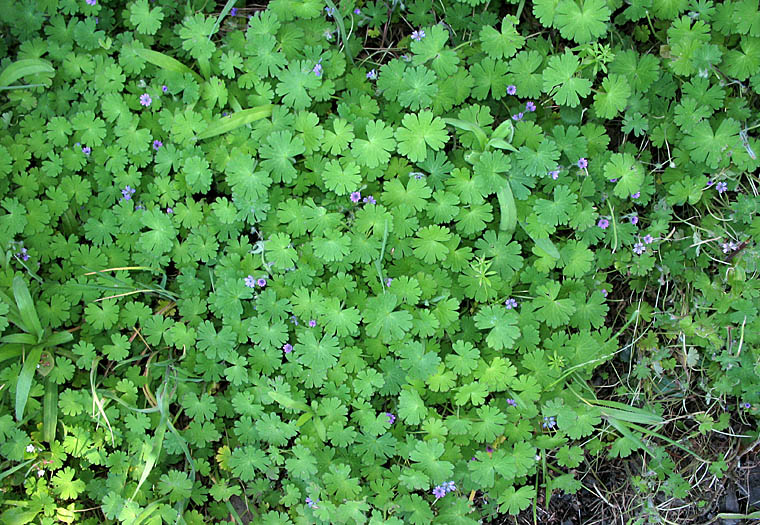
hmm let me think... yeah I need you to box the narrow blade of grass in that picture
[0,58,54,89]
[16,346,43,421]
[43,378,58,443]
[133,48,204,85]
[195,105,273,140]
[208,0,237,41]
[443,118,488,151]
[496,183,517,234]
[12,276,43,341]
[325,0,354,64]
[131,420,167,501]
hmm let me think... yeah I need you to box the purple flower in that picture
[598,218,609,230]
[631,192,640,199]
[363,195,376,204]
[610,178,618,182]
[366,69,377,80]
[166,207,173,214]
[549,169,559,180]
[445,481,456,493]
[354,7,360,14]
[290,315,299,325]
[743,402,752,409]
[504,298,518,309]
[722,241,738,254]
[630,215,638,225]
[140,93,152,107]
[312,62,323,77]
[162,85,168,93]
[633,242,645,255]
[305,497,319,509]
[283,343,293,354]
[350,191,361,202]
[716,181,728,194]
[386,412,396,424]
[121,186,136,200]
[244,275,256,288]
[153,140,162,151]
[601,288,608,297]
[411,29,425,41]
[17,247,29,261]
[706,179,715,187]
[643,234,653,244]
[257,277,267,287]
[308,319,317,327]
[525,101,536,112]
[86,0,96,5]
[507,85,517,95]
[542,416,556,429]
[230,7,238,16]
[577,158,588,169]
[506,398,517,407]
[385,278,393,287]
[486,446,493,453]
[432,485,446,499]
[512,112,524,121]
[325,6,334,16]
[82,146,91,155]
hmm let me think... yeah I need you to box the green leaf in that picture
[542,50,592,107]
[0,58,54,89]
[480,15,525,59]
[129,0,164,35]
[12,276,43,341]
[43,377,57,443]
[16,346,43,421]
[396,110,450,163]
[498,485,535,515]
[593,74,631,119]
[196,105,273,140]
[554,0,610,44]
[132,48,203,85]
[605,153,645,198]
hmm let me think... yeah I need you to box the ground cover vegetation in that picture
[1,0,759,523]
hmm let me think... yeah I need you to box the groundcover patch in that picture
[1,0,759,523]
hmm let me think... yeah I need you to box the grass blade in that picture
[208,0,237,41]
[497,183,517,234]
[16,346,43,421]
[325,0,354,64]
[195,105,273,140]
[443,118,488,151]
[43,377,58,443]
[131,420,167,501]
[0,344,23,364]
[12,276,43,341]
[133,48,204,85]
[0,59,54,89]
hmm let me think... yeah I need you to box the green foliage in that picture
[0,1,757,523]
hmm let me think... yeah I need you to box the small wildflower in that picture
[354,7,360,14]
[162,85,168,93]
[86,0,96,4]
[306,497,319,509]
[433,485,446,499]
[385,278,393,287]
[135,204,145,210]
[312,61,323,77]
[610,178,618,182]
[577,158,588,169]
[411,29,425,41]
[121,186,136,200]
[486,446,493,453]
[507,85,517,95]
[283,343,293,354]
[222,112,228,117]
[324,30,334,40]
[721,241,738,254]
[350,191,361,203]
[598,218,610,230]
[506,398,517,407]
[18,248,29,261]
[257,277,267,287]
[643,234,653,244]
[82,146,91,155]
[633,242,645,255]
[386,412,396,424]
[37,469,44,477]
[400,54,411,62]
[548,169,560,180]
[716,181,728,194]
[525,101,536,112]
[166,207,173,214]
[630,215,638,225]
[153,140,162,151]
[308,319,317,327]
[139,93,152,107]
[743,402,752,409]
[325,6,334,16]
[504,298,518,309]
[230,7,238,16]
[542,416,557,429]
[631,192,640,199]
[412,172,425,179]
[601,288,608,297]
[363,195,376,204]
[445,481,456,493]
[291,315,299,325]
[244,275,256,288]
[26,444,35,453]
[512,112,524,121]
[706,179,714,187]
[366,69,377,80]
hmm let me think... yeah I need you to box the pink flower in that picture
[598,218,609,229]
[140,93,152,107]
[350,191,361,203]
